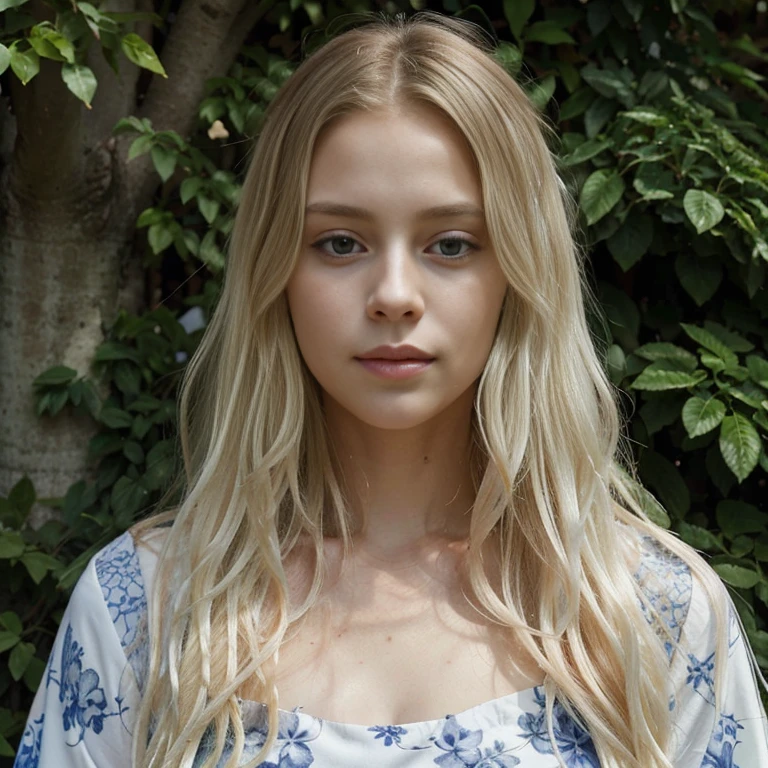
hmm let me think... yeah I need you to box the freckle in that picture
[446,660,452,664]
[387,636,392,641]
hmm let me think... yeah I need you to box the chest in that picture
[263,574,544,726]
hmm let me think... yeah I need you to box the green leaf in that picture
[675,252,722,306]
[640,394,685,435]
[580,169,625,226]
[680,324,739,368]
[631,363,707,391]
[581,64,635,106]
[525,21,575,45]
[606,212,653,271]
[639,449,690,518]
[94,341,141,364]
[634,343,698,370]
[180,176,204,205]
[148,222,174,255]
[716,500,768,539]
[197,195,220,225]
[615,466,670,528]
[633,163,675,200]
[527,74,556,111]
[33,365,77,388]
[503,0,534,38]
[584,96,617,138]
[619,107,668,127]
[21,551,60,584]
[112,361,142,396]
[9,475,35,519]
[0,611,22,635]
[704,322,753,354]
[199,229,225,271]
[61,64,97,108]
[0,44,10,76]
[9,641,35,681]
[121,33,167,77]
[150,144,177,182]
[560,138,612,166]
[683,189,724,234]
[112,115,150,135]
[682,396,726,438]
[10,45,39,85]
[123,440,145,464]
[0,531,25,559]
[128,134,153,161]
[558,87,595,121]
[110,475,149,520]
[0,0,29,11]
[720,413,761,482]
[677,521,722,552]
[99,407,133,429]
[713,563,760,589]
[746,355,768,387]
[0,631,20,653]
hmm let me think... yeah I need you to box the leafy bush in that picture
[2,0,767,760]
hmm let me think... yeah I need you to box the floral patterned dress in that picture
[13,529,768,767]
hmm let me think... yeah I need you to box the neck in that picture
[323,388,478,559]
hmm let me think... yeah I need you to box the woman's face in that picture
[286,104,508,430]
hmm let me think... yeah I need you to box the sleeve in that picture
[668,571,768,767]
[13,533,146,768]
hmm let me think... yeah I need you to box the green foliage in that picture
[3,0,768,759]
[0,2,164,104]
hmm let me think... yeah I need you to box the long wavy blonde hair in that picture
[132,11,736,767]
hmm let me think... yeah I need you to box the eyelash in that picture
[310,233,479,262]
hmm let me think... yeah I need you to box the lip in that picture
[356,358,434,380]
[356,344,434,361]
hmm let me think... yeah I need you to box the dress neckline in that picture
[239,683,542,731]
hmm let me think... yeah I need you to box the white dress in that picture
[12,528,768,767]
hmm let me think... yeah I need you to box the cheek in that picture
[286,272,344,360]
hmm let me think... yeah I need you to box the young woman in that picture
[14,11,768,768]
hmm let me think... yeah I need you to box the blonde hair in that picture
[132,11,736,767]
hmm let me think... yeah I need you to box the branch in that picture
[222,0,277,65]
[121,0,250,218]
[7,0,85,208]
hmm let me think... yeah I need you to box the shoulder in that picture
[630,529,694,643]
[623,525,731,668]
[80,526,168,694]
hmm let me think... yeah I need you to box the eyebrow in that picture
[305,202,485,219]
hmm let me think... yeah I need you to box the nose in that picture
[365,244,425,323]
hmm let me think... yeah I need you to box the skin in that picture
[272,105,543,724]
[286,103,508,562]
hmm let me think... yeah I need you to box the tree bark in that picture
[0,0,252,522]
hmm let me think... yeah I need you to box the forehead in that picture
[306,105,482,211]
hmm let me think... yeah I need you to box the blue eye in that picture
[428,237,478,261]
[312,235,364,258]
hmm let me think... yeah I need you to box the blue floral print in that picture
[701,713,744,768]
[686,651,716,704]
[55,624,124,744]
[14,714,44,768]
[517,687,599,767]
[369,724,409,747]
[13,528,768,766]
[433,715,484,766]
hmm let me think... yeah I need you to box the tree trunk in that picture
[0,0,251,523]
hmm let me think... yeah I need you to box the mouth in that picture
[354,357,434,380]
[356,345,435,361]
